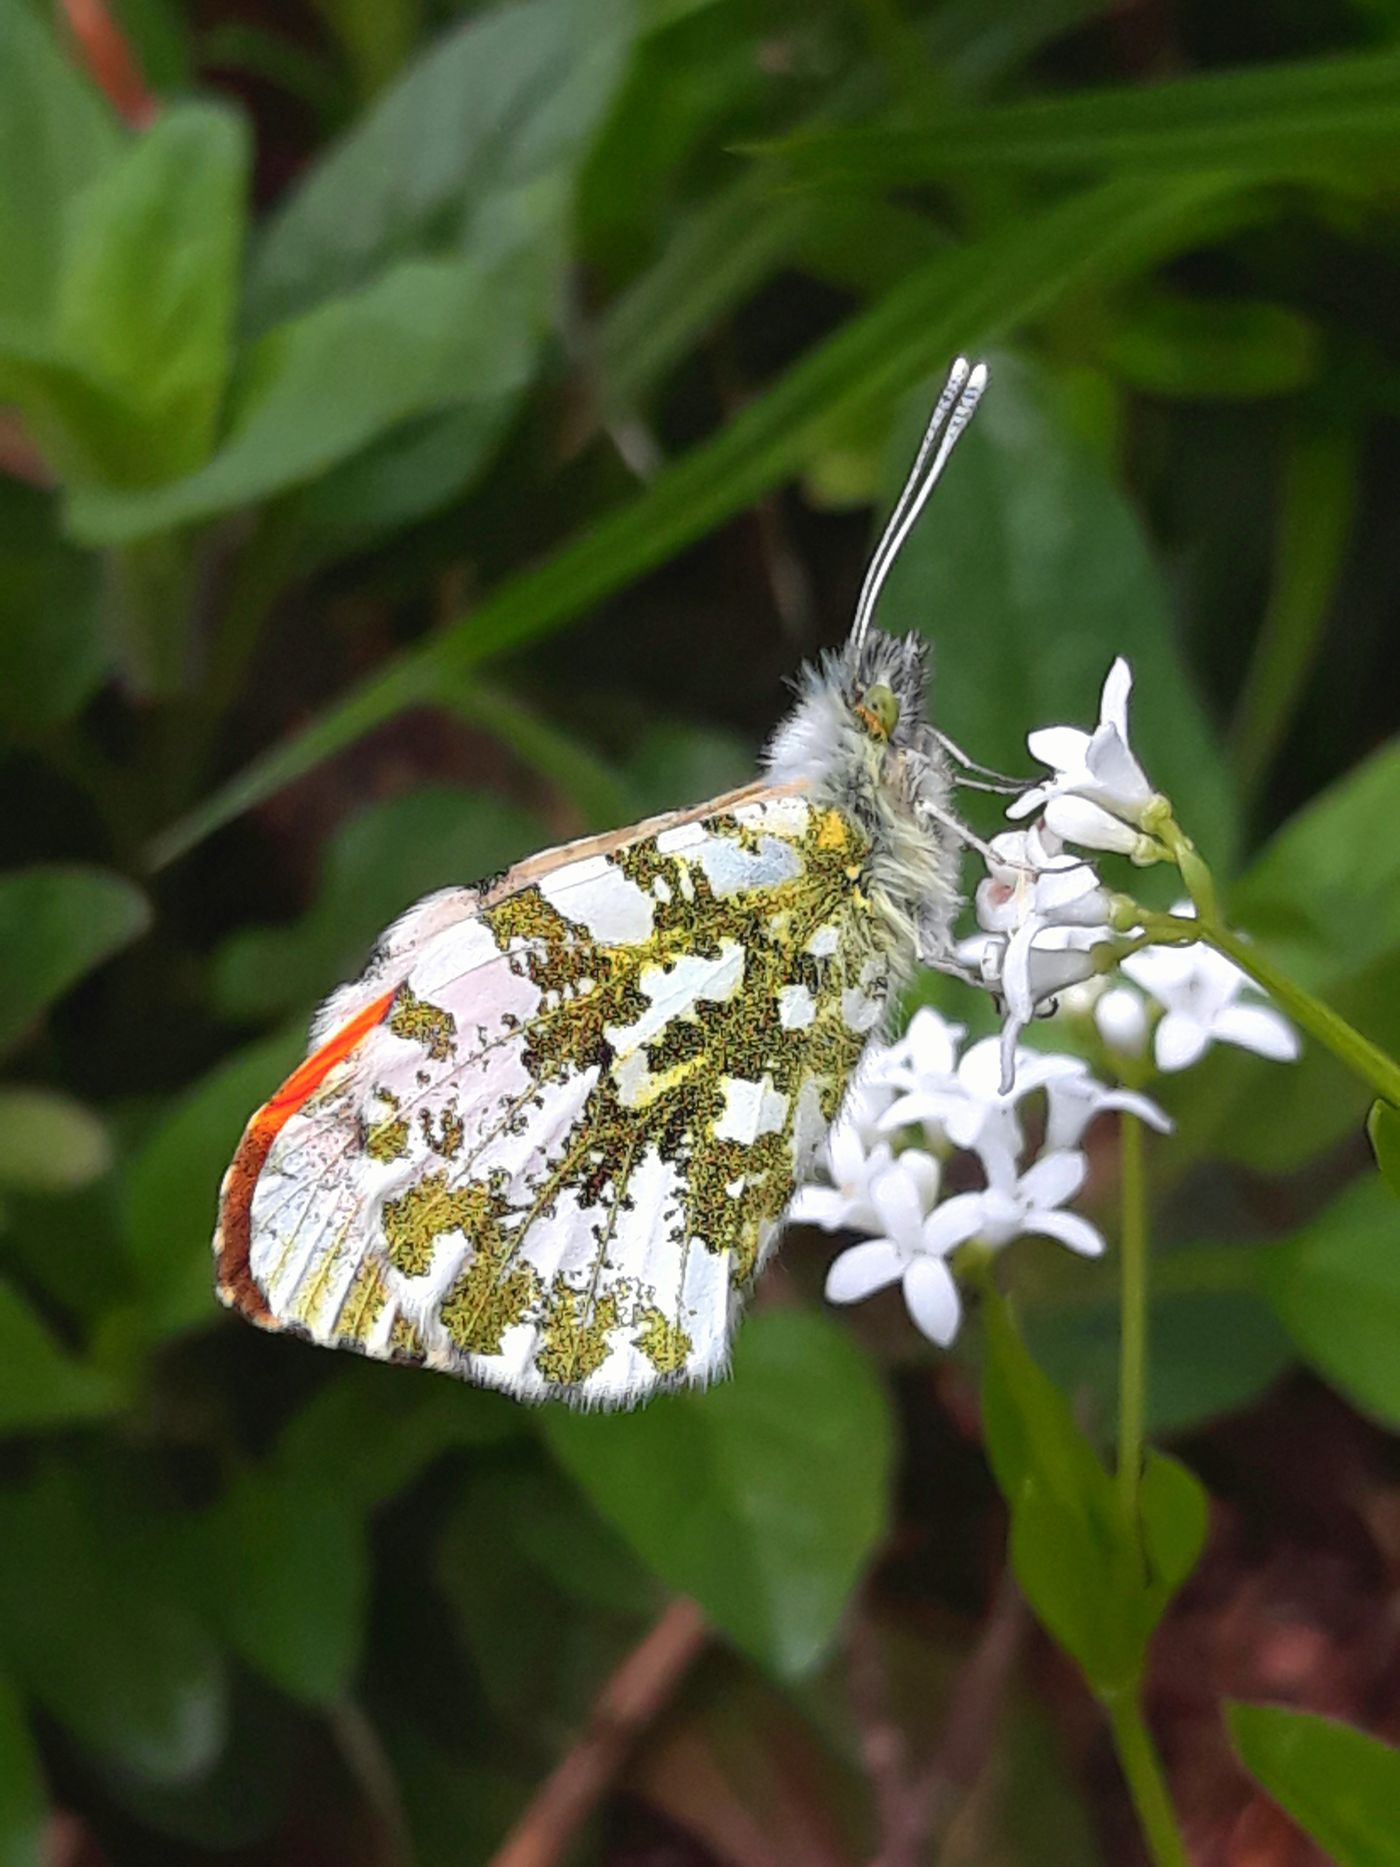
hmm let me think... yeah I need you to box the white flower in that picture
[880,1032,1083,1185]
[970,824,1115,1090]
[790,1087,900,1234]
[920,1148,1106,1261]
[1043,1071,1172,1152]
[879,1005,966,1093]
[1010,659,1160,857]
[1122,917,1300,1072]
[969,923,1113,1093]
[1094,983,1151,1056]
[822,1150,962,1345]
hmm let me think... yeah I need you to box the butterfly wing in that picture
[214,782,888,1407]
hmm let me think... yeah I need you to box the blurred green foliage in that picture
[2,0,1400,1858]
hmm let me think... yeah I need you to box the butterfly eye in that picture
[857,683,900,740]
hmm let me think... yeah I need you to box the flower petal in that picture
[1099,657,1133,737]
[1044,795,1144,855]
[1211,1002,1301,1062]
[789,1186,861,1230]
[1095,984,1150,1055]
[1005,785,1048,820]
[1085,723,1151,812]
[1000,916,1041,1023]
[920,1193,987,1255]
[899,1148,943,1208]
[1026,1208,1106,1258]
[1026,725,1090,772]
[879,1089,963,1134]
[1154,1011,1211,1072]
[971,1113,1022,1192]
[1096,1086,1174,1133]
[1018,1148,1086,1209]
[901,1256,963,1346]
[825,1238,905,1304]
[871,1163,929,1249]
[1121,943,1198,1003]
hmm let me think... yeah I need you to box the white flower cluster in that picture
[797,1009,1169,1349]
[962,659,1300,1083]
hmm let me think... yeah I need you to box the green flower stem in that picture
[1105,1690,1189,1867]
[1201,921,1400,1110]
[1116,1110,1148,1530]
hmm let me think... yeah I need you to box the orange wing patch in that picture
[214,987,398,1326]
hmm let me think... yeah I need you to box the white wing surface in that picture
[215,784,888,1407]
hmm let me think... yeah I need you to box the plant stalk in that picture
[1105,1691,1189,1867]
[1116,1110,1148,1529]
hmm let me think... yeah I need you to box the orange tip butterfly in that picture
[214,358,990,1408]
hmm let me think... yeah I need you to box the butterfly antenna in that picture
[849,357,989,659]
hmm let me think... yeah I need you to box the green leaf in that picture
[296,398,518,545]
[1104,292,1318,400]
[149,173,1245,866]
[980,1293,1205,1694]
[0,482,107,730]
[0,1088,111,1196]
[0,1278,118,1436]
[0,1466,227,1784]
[1368,1100,1400,1197]
[1,107,248,490]
[1137,1452,1209,1632]
[1231,420,1360,803]
[1024,1277,1292,1439]
[200,1472,368,1706]
[68,257,540,542]
[1264,1175,1400,1426]
[88,0,635,542]
[0,1673,43,1867]
[276,1358,521,1513]
[1228,1702,1400,1866]
[0,3,120,342]
[878,352,1238,871]
[0,867,150,1059]
[211,786,544,1023]
[768,52,1400,187]
[121,1026,305,1337]
[247,0,632,328]
[541,1308,894,1677]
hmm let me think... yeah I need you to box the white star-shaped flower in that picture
[1122,915,1300,1072]
[878,1005,966,1095]
[822,1149,962,1345]
[789,1080,903,1233]
[968,824,1115,1090]
[1043,1070,1172,1152]
[919,1148,1106,1261]
[1009,658,1160,857]
[1093,983,1151,1057]
[879,1032,1084,1185]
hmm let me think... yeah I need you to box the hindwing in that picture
[214,783,888,1406]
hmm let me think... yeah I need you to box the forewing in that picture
[214,785,887,1407]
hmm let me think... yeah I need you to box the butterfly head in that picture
[765,359,988,968]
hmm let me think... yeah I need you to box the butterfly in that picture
[214,358,990,1408]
